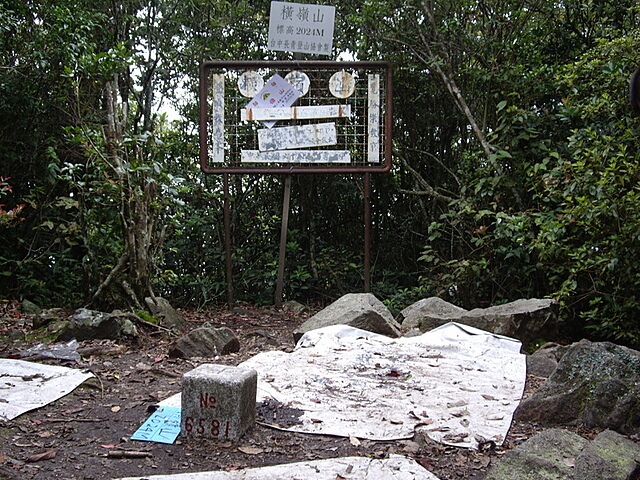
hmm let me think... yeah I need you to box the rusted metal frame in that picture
[199,61,392,306]
[198,60,393,175]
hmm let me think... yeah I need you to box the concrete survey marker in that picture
[181,364,257,441]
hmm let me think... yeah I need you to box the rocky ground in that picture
[0,302,594,480]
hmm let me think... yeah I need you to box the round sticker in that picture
[237,71,264,98]
[285,71,311,96]
[329,71,355,99]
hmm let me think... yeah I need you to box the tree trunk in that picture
[89,77,159,308]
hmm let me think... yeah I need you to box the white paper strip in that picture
[241,150,351,163]
[210,74,225,163]
[367,74,380,163]
[241,104,351,122]
[258,123,337,151]
[115,455,440,480]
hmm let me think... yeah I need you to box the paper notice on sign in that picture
[241,150,351,163]
[258,123,337,151]
[245,74,301,128]
[241,104,351,122]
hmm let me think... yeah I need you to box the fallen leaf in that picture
[111,406,121,413]
[62,407,84,415]
[26,450,56,463]
[237,446,264,455]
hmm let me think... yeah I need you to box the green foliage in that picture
[2,0,640,350]
[135,309,158,324]
[530,33,640,344]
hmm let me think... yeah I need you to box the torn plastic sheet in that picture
[18,339,81,362]
[0,359,94,421]
[115,454,439,480]
[240,322,526,449]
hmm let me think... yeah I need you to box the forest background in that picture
[1,0,640,347]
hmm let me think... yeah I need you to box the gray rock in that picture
[293,293,401,343]
[526,343,570,378]
[460,299,558,350]
[169,327,240,358]
[398,297,467,332]
[485,428,588,480]
[32,308,65,329]
[486,428,640,480]
[282,300,307,315]
[21,299,41,315]
[144,296,186,330]
[397,298,558,350]
[515,339,640,435]
[57,308,137,341]
[574,429,640,480]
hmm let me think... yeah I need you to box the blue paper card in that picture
[131,406,181,444]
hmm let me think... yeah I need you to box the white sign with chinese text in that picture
[268,1,335,56]
[258,122,337,151]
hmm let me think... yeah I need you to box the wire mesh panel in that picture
[199,61,392,174]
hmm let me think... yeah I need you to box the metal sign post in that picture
[199,60,392,306]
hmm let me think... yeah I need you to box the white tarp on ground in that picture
[0,359,94,421]
[116,454,438,480]
[240,322,526,449]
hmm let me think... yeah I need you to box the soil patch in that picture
[0,304,595,479]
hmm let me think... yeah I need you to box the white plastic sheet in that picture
[240,322,526,449]
[115,454,438,480]
[0,359,94,421]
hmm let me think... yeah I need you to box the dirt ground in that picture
[0,302,576,480]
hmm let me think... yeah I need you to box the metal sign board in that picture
[268,1,335,56]
[199,60,392,174]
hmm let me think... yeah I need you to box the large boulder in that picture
[485,428,640,480]
[515,339,640,435]
[398,297,467,332]
[57,308,137,341]
[293,293,401,343]
[400,298,558,350]
[145,296,186,330]
[485,428,588,480]
[460,299,558,349]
